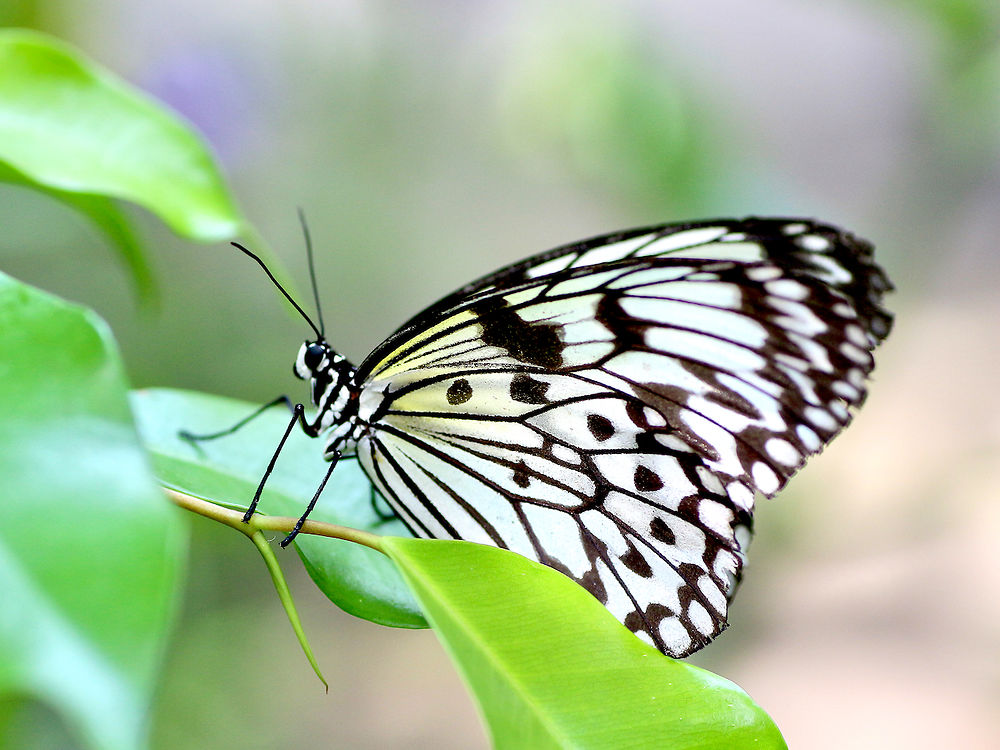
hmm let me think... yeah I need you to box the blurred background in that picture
[2,1,999,748]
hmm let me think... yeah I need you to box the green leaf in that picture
[0,271,187,750]
[0,161,156,298]
[132,387,426,629]
[383,538,786,750]
[0,28,244,254]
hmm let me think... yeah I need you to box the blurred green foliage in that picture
[0,270,185,750]
[497,7,730,216]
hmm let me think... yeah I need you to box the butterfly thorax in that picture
[293,340,363,457]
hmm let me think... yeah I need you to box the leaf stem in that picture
[247,527,328,690]
[164,489,385,552]
[164,488,387,688]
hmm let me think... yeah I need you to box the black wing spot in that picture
[678,562,705,584]
[634,465,664,492]
[512,460,531,488]
[510,373,550,404]
[623,610,645,632]
[621,546,653,578]
[650,517,675,545]
[446,378,473,405]
[587,414,615,441]
[580,564,609,605]
[474,297,564,368]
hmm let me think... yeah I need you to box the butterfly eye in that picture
[304,342,326,371]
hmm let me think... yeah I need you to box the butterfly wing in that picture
[352,218,891,656]
[382,217,890,349]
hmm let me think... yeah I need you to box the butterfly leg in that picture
[280,450,341,547]
[242,403,306,522]
[178,395,295,443]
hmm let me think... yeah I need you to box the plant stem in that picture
[247,527,328,689]
[164,488,388,688]
[164,489,384,552]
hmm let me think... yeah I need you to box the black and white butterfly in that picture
[200,217,892,658]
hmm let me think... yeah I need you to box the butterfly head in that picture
[294,339,357,424]
[230,228,360,441]
[293,339,331,381]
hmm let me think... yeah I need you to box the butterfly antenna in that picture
[298,207,325,338]
[231,241,324,340]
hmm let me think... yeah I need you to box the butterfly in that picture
[194,216,892,658]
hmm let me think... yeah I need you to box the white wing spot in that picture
[828,400,849,421]
[695,465,725,494]
[784,363,825,403]
[782,223,807,235]
[774,351,809,372]
[746,265,783,282]
[839,341,871,365]
[560,317,613,344]
[765,278,810,301]
[698,499,735,538]
[712,549,739,585]
[765,437,800,467]
[547,273,622,297]
[787,333,833,372]
[623,297,768,349]
[655,432,696,453]
[658,617,693,655]
[769,297,828,336]
[698,574,728,614]
[832,302,857,319]
[809,254,853,284]
[845,324,868,347]
[797,234,831,252]
[735,524,753,554]
[687,601,714,635]
[804,406,838,432]
[643,407,667,427]
[751,461,781,494]
[832,380,861,400]
[580,510,629,557]
[726,481,754,511]
[796,424,822,452]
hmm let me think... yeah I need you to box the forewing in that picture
[353,217,892,656]
[374,217,890,357]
